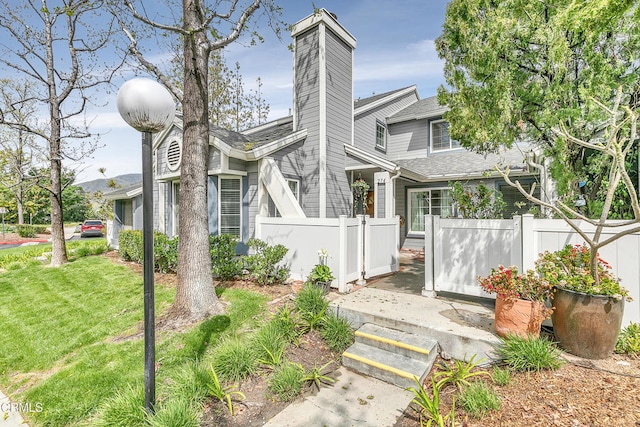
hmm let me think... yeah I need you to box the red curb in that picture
[0,239,49,245]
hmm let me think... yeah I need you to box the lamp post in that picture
[116,78,175,414]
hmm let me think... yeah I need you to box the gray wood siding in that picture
[272,139,305,184]
[325,29,352,217]
[155,127,182,176]
[208,147,221,170]
[353,92,418,158]
[228,157,245,172]
[387,118,428,160]
[294,27,321,217]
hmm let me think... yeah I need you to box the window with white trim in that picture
[430,120,461,152]
[268,178,300,217]
[219,178,241,236]
[407,187,453,233]
[375,120,387,151]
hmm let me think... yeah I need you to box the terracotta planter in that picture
[494,296,545,338]
[551,287,625,359]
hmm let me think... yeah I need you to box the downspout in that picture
[390,167,401,217]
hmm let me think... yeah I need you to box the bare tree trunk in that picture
[49,115,67,266]
[16,185,24,225]
[170,0,223,320]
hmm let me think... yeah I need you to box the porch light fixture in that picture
[116,78,175,414]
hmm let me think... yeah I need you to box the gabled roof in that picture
[241,116,294,147]
[386,96,448,124]
[354,86,417,116]
[395,144,532,182]
[103,182,143,200]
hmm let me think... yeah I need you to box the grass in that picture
[320,312,353,352]
[458,381,501,418]
[268,362,305,402]
[495,334,565,372]
[0,253,271,426]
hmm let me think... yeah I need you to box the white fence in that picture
[255,215,400,293]
[425,214,640,325]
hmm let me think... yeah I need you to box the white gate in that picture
[256,215,400,292]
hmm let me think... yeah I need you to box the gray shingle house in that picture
[107,9,542,250]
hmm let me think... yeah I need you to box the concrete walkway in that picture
[263,366,414,427]
[0,391,28,426]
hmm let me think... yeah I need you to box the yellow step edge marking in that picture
[355,330,431,355]
[343,352,416,380]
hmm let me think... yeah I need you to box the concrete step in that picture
[342,342,431,389]
[354,323,439,365]
[329,288,500,364]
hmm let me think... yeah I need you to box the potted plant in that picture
[351,178,370,216]
[308,264,334,293]
[478,265,553,338]
[536,244,632,359]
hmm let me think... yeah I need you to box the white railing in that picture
[425,214,640,325]
[255,215,399,293]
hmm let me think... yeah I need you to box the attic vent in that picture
[166,139,182,171]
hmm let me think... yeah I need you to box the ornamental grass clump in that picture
[478,265,553,304]
[535,244,631,301]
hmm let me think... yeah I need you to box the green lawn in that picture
[0,253,268,426]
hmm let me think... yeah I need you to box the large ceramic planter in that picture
[494,296,545,338]
[551,287,625,359]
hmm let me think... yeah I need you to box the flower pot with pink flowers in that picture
[478,265,553,338]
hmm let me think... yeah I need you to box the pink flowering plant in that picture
[535,244,631,301]
[478,265,553,304]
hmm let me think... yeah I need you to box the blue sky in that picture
[80,1,450,182]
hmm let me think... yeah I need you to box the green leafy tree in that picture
[450,181,506,219]
[436,1,640,216]
[62,185,91,222]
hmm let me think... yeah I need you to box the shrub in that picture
[496,335,564,372]
[16,225,36,238]
[154,232,179,273]
[245,238,289,285]
[210,234,243,280]
[118,230,178,273]
[615,322,640,355]
[211,337,258,382]
[458,381,501,419]
[320,312,353,352]
[118,230,143,262]
[268,362,305,402]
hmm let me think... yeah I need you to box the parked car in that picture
[80,220,105,238]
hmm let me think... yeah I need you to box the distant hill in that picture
[76,173,142,194]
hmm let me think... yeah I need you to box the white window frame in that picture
[430,119,461,152]
[268,178,301,217]
[218,176,242,237]
[375,120,387,151]
[407,187,452,235]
